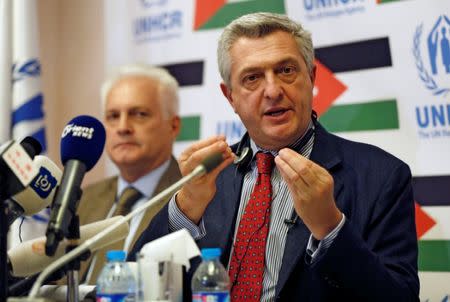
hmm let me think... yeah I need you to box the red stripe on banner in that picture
[194,0,226,30]
[313,60,347,116]
[415,202,436,239]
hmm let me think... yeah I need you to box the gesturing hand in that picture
[176,135,234,224]
[275,148,342,240]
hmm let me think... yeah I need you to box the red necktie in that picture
[229,152,274,302]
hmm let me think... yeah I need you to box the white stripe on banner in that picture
[8,0,49,249]
[419,272,450,302]
[0,0,12,143]
[421,206,450,240]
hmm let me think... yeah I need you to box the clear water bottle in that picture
[192,248,230,302]
[96,250,137,302]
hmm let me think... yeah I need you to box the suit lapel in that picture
[275,123,344,296]
[275,219,311,296]
[79,177,117,226]
[129,157,181,251]
[199,162,246,262]
[79,177,118,284]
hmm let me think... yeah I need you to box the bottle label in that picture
[96,293,133,302]
[192,291,230,302]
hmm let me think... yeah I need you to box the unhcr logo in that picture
[413,15,450,97]
[303,0,366,21]
[413,15,450,139]
[61,124,94,139]
[140,0,167,8]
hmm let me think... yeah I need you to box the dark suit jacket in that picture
[130,124,419,301]
[76,156,181,284]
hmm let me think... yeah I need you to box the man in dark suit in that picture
[77,63,181,284]
[130,13,419,301]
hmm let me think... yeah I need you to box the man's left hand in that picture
[275,148,342,240]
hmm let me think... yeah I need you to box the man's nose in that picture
[117,115,132,134]
[263,74,283,102]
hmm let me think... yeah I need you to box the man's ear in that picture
[170,115,181,138]
[220,82,237,113]
[310,64,317,86]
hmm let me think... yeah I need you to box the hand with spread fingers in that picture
[276,148,342,240]
[176,135,235,224]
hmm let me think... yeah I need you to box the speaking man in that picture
[131,13,419,301]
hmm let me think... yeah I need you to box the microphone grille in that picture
[20,136,42,158]
[202,153,223,173]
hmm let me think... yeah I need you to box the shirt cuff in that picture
[306,214,346,263]
[168,193,206,240]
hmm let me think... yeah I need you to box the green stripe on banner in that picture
[199,0,285,30]
[378,0,407,3]
[319,99,399,132]
[177,116,200,141]
[419,240,450,272]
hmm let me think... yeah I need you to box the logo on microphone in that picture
[62,124,94,139]
[31,167,58,198]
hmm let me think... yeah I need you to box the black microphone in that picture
[45,116,105,256]
[284,219,296,225]
[284,214,298,227]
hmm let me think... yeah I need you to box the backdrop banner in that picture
[105,0,450,300]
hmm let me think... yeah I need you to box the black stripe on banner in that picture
[315,37,392,73]
[160,61,204,87]
[412,176,450,206]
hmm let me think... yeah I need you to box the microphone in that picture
[8,216,129,277]
[0,137,42,200]
[284,219,296,226]
[284,215,298,227]
[45,116,106,257]
[28,153,224,299]
[6,155,62,226]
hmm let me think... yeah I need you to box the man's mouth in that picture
[265,108,288,116]
[116,142,137,148]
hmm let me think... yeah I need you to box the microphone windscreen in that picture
[12,155,62,215]
[60,115,106,171]
[8,216,129,277]
[20,136,42,158]
[202,153,223,173]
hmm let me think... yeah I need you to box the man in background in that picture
[131,13,419,301]
[77,63,181,284]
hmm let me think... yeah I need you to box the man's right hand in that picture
[176,135,234,224]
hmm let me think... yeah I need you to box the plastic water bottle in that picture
[96,250,137,302]
[192,248,230,302]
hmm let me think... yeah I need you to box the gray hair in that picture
[217,12,315,87]
[101,63,179,118]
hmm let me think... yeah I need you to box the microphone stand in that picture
[28,154,222,300]
[65,215,80,302]
[1,189,9,302]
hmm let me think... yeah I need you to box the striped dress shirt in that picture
[168,121,345,301]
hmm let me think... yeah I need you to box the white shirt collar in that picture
[117,159,171,199]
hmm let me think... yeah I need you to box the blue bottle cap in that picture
[106,250,126,261]
[201,248,221,260]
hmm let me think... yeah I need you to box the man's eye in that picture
[135,111,148,118]
[246,74,258,82]
[105,113,119,121]
[281,65,296,74]
[242,74,260,88]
